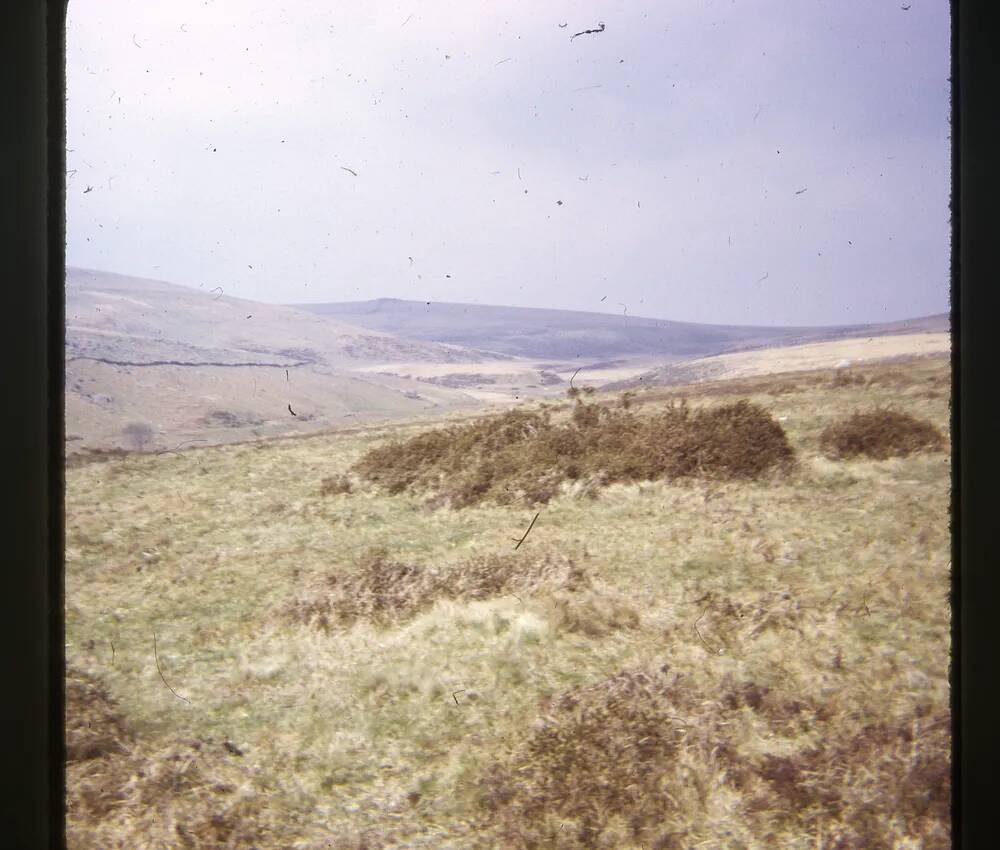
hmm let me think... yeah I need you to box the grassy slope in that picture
[66,356,951,848]
[610,332,951,390]
[65,268,498,454]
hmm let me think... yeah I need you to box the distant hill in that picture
[65,269,500,452]
[289,297,949,362]
[604,331,951,391]
[65,270,949,452]
[67,269,502,369]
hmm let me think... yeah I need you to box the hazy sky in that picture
[67,1,950,326]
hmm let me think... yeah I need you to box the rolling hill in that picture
[66,269,949,453]
[605,331,952,390]
[65,268,504,452]
[289,297,948,363]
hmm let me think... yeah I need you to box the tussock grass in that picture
[475,665,949,849]
[320,472,356,496]
[65,355,951,848]
[65,446,130,469]
[539,589,642,637]
[66,667,340,850]
[287,548,591,630]
[820,408,945,460]
[351,398,795,507]
[829,369,867,388]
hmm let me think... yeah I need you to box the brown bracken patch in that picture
[288,548,592,630]
[475,668,707,849]
[65,666,322,849]
[753,711,951,849]
[820,407,945,460]
[473,666,950,850]
[350,397,796,508]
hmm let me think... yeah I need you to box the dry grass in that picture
[475,666,949,849]
[287,548,593,630]
[820,408,946,460]
[539,589,642,638]
[829,369,867,388]
[65,446,131,469]
[632,356,947,404]
[65,355,951,849]
[66,667,342,850]
[351,398,795,507]
[320,472,356,496]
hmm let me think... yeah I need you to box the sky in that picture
[66,0,951,327]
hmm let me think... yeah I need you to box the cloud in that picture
[67,0,949,325]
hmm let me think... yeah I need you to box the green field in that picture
[66,357,951,850]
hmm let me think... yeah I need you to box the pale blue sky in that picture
[67,0,950,326]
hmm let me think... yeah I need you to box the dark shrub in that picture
[350,397,795,508]
[820,408,945,460]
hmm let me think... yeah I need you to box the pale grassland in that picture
[661,332,950,383]
[65,356,951,849]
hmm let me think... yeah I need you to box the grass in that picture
[65,355,951,848]
[285,548,595,631]
[475,668,948,849]
[65,665,318,849]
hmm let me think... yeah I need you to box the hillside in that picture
[68,269,505,369]
[290,297,949,363]
[65,355,951,848]
[607,331,952,390]
[66,269,505,453]
[66,270,949,454]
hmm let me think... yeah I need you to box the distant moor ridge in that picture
[292,297,948,362]
[65,268,947,453]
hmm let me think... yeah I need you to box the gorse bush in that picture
[350,397,796,507]
[820,407,945,460]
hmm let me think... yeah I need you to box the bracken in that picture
[350,397,796,508]
[288,548,591,630]
[820,407,945,460]
[474,666,950,850]
[65,667,323,850]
